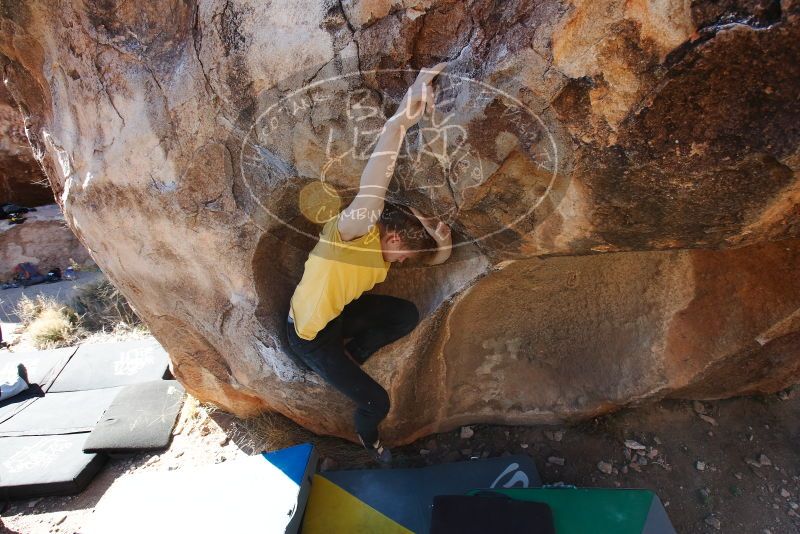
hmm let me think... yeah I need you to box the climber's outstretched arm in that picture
[338,63,447,242]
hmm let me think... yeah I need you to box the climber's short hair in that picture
[377,202,437,258]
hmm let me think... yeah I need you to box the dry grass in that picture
[79,323,151,345]
[237,410,314,452]
[12,276,148,349]
[15,295,85,349]
[178,394,355,458]
[70,277,144,332]
[68,257,100,272]
[234,409,370,463]
[15,294,54,326]
[172,393,204,436]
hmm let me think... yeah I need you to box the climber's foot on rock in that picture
[358,434,392,465]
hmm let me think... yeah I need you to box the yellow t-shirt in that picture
[289,212,391,340]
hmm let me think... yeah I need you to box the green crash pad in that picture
[471,487,676,534]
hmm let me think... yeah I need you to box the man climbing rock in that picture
[285,63,452,463]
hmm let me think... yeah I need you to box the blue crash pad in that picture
[87,443,318,534]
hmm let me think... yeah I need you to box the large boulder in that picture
[0,0,798,443]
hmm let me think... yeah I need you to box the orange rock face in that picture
[1,0,798,443]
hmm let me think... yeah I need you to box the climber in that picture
[285,63,452,464]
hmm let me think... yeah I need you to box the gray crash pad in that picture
[0,386,43,426]
[0,387,123,437]
[83,380,185,453]
[49,338,170,393]
[0,346,77,388]
[0,346,78,425]
[0,433,107,499]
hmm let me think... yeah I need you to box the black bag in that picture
[430,492,555,534]
[46,267,62,283]
[0,203,32,219]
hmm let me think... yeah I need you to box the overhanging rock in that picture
[1,0,798,444]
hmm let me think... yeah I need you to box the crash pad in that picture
[83,380,185,453]
[477,487,676,534]
[430,493,555,534]
[87,443,318,534]
[0,433,106,499]
[0,345,77,388]
[48,338,170,393]
[0,346,77,424]
[0,387,123,437]
[302,455,540,534]
[0,386,42,426]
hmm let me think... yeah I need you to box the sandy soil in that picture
[1,386,798,534]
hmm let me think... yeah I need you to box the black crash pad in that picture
[0,387,123,437]
[0,433,107,499]
[48,338,170,393]
[84,380,185,453]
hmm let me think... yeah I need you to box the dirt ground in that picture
[1,387,798,534]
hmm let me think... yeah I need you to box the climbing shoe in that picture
[17,363,29,385]
[358,434,392,465]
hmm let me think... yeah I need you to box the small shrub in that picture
[15,294,48,325]
[24,303,84,349]
[68,257,100,272]
[13,277,147,348]
[71,277,144,332]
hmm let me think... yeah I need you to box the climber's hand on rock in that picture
[410,206,453,265]
[432,220,452,243]
[409,206,452,244]
[390,62,447,129]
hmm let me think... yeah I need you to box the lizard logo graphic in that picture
[237,67,562,256]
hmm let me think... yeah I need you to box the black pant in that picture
[286,294,419,444]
